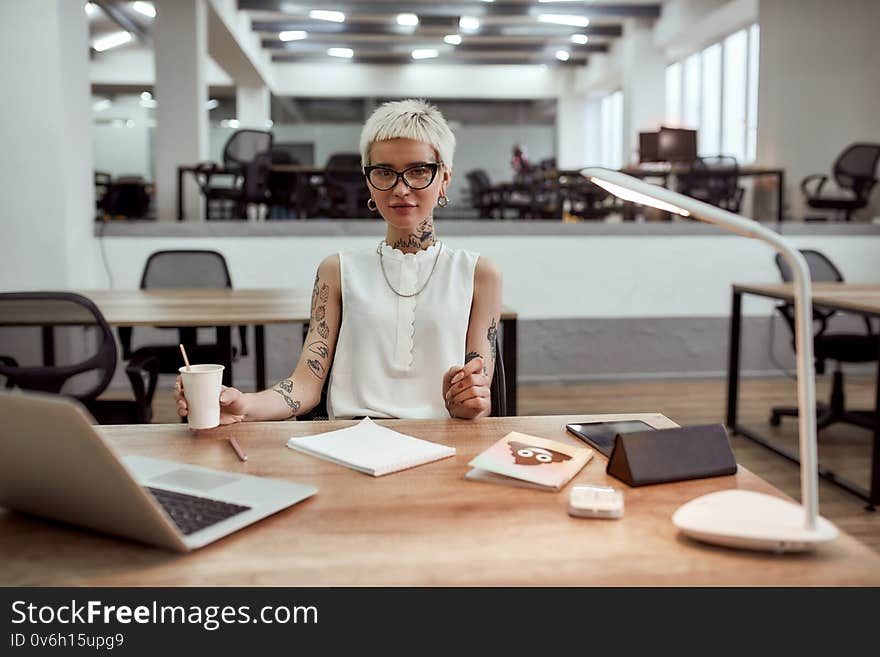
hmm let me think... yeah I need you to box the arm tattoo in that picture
[487,318,498,372]
[307,358,325,379]
[307,341,329,359]
[465,350,487,375]
[273,379,301,417]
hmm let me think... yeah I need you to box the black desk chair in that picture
[118,250,247,384]
[297,331,507,420]
[677,156,744,213]
[770,250,878,431]
[196,129,273,220]
[324,153,370,218]
[802,143,880,221]
[0,292,158,424]
[465,169,501,219]
[99,175,153,220]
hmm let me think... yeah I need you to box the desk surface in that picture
[59,289,516,327]
[2,414,878,586]
[734,282,880,316]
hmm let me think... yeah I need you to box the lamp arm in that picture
[582,168,819,530]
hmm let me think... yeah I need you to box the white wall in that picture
[95,233,880,321]
[93,95,153,180]
[757,0,880,221]
[90,45,233,88]
[0,0,101,290]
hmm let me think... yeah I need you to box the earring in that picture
[438,195,449,208]
[367,198,377,211]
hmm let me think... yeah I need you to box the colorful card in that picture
[466,431,593,492]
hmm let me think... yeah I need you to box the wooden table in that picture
[72,289,519,413]
[726,282,880,506]
[2,414,877,586]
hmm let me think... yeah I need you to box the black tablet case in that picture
[605,424,737,487]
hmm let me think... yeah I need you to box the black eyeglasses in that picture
[363,162,441,191]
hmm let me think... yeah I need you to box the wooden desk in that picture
[726,282,880,506]
[69,290,519,413]
[1,414,877,586]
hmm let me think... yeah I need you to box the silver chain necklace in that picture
[377,240,443,298]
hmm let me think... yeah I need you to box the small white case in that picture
[568,485,624,519]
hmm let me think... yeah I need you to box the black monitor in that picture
[639,131,660,163]
[658,127,698,163]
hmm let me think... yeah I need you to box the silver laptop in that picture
[0,392,316,552]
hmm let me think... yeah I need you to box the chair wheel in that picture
[770,414,781,427]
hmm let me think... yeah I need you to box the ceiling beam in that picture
[252,21,623,38]
[94,0,151,45]
[239,1,661,19]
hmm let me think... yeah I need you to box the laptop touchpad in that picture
[150,468,239,491]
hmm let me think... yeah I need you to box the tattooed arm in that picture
[176,256,342,423]
[442,256,503,420]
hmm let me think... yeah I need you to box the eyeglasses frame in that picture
[363,162,443,191]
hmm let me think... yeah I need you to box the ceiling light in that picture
[92,99,112,112]
[309,10,345,23]
[396,13,419,27]
[555,50,571,61]
[279,30,307,41]
[570,34,589,45]
[92,31,133,52]
[205,99,219,110]
[84,2,98,16]
[132,2,156,18]
[139,91,152,101]
[220,119,241,129]
[459,16,480,31]
[443,34,462,45]
[412,49,438,60]
[538,14,590,28]
[327,47,354,58]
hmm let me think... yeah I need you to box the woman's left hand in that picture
[442,356,491,419]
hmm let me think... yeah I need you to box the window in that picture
[600,90,624,169]
[665,23,760,163]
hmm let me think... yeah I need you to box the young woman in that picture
[175,99,502,421]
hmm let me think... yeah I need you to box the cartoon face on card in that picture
[508,441,572,466]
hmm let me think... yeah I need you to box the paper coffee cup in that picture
[179,364,225,430]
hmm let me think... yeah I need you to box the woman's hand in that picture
[174,375,247,426]
[442,356,491,419]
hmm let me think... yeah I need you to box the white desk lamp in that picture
[582,167,837,552]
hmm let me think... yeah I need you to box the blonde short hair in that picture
[359,99,456,171]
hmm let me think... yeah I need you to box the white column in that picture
[0,0,100,289]
[236,85,271,130]
[154,0,208,222]
[556,93,589,169]
[619,19,666,166]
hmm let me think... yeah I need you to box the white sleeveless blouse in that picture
[328,242,479,419]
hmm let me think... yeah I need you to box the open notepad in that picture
[286,417,456,477]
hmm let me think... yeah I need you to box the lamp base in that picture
[672,489,838,553]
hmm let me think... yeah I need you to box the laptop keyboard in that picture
[146,487,251,536]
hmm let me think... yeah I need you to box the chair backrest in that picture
[324,152,364,185]
[222,130,274,170]
[688,155,741,208]
[140,250,233,290]
[774,249,844,284]
[833,143,880,199]
[0,292,117,401]
[241,151,273,204]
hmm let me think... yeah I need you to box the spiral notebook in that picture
[286,417,456,477]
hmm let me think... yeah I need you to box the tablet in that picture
[566,420,655,457]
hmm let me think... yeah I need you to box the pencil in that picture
[228,437,248,462]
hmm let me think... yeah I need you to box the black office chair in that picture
[770,249,878,431]
[118,250,248,383]
[465,169,501,219]
[0,292,158,424]
[99,175,153,220]
[802,143,880,221]
[267,149,299,219]
[677,156,745,213]
[196,129,274,220]
[324,153,371,218]
[297,330,507,421]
